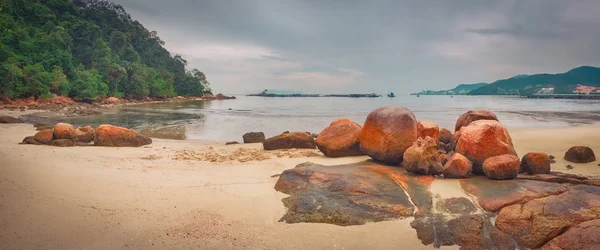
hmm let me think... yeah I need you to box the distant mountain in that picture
[411,82,488,95]
[468,66,600,95]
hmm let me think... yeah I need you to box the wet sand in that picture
[1,112,600,249]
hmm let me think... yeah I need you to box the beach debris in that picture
[315,119,363,157]
[263,132,316,150]
[454,109,499,132]
[225,141,239,145]
[455,120,517,174]
[51,139,75,147]
[438,128,453,144]
[242,132,265,143]
[564,146,596,163]
[33,129,54,145]
[417,121,439,142]
[403,137,443,175]
[94,124,152,147]
[520,152,551,175]
[0,115,23,123]
[442,152,472,178]
[74,126,95,143]
[359,106,418,165]
[482,154,520,180]
[53,123,76,140]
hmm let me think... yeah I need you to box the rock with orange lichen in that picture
[482,154,520,180]
[74,126,95,143]
[417,121,439,142]
[456,120,516,173]
[53,123,75,140]
[454,110,499,132]
[316,119,363,157]
[263,132,316,150]
[94,124,152,147]
[403,137,443,175]
[34,129,54,145]
[540,219,600,250]
[521,152,551,174]
[359,106,418,165]
[438,128,453,144]
[443,152,472,178]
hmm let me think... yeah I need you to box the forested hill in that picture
[0,0,212,101]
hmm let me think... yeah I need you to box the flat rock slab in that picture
[540,219,600,250]
[517,172,600,187]
[275,161,434,226]
[460,176,568,212]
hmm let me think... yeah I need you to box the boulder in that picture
[417,121,439,142]
[443,153,473,178]
[455,120,516,173]
[482,154,520,180]
[21,136,41,145]
[53,123,75,140]
[94,124,152,147]
[51,139,75,147]
[215,93,236,100]
[439,128,452,144]
[316,119,363,157]
[242,132,266,143]
[521,152,551,174]
[34,129,54,145]
[454,110,499,132]
[74,126,95,143]
[104,97,120,104]
[359,106,418,165]
[263,132,316,150]
[540,219,600,250]
[564,146,596,163]
[496,185,600,248]
[0,115,23,123]
[403,137,443,175]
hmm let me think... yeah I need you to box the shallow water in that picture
[55,95,600,142]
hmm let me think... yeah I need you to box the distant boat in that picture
[416,94,420,97]
[387,92,395,98]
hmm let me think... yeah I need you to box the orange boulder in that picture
[403,137,443,175]
[359,106,418,165]
[34,129,54,145]
[316,119,363,157]
[454,110,499,132]
[94,124,152,147]
[482,154,520,180]
[520,152,551,174]
[443,153,473,178]
[53,123,75,140]
[417,121,439,142]
[455,120,516,173]
[74,126,95,143]
[263,132,316,150]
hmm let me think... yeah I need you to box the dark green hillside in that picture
[0,0,211,101]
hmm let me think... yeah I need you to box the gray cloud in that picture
[110,0,600,94]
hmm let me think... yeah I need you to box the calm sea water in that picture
[55,95,600,142]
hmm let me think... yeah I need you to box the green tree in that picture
[70,65,107,101]
[49,66,70,95]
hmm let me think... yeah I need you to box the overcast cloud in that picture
[111,0,600,94]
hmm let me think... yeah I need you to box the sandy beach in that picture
[1,110,600,249]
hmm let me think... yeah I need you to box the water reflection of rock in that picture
[274,161,600,249]
[138,125,187,140]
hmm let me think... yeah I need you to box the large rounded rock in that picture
[455,110,499,132]
[34,129,54,145]
[53,123,75,140]
[455,120,516,173]
[443,153,473,178]
[521,152,551,174]
[403,137,443,175]
[439,128,453,144]
[417,121,439,142]
[316,119,363,157]
[74,126,95,143]
[242,132,266,143]
[51,139,75,147]
[564,146,596,163]
[263,132,316,150]
[482,154,520,180]
[359,106,418,165]
[94,124,152,147]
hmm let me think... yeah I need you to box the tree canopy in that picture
[0,0,212,101]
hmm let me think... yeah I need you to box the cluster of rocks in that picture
[201,93,236,100]
[303,107,597,181]
[20,123,152,147]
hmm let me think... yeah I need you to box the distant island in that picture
[412,66,600,96]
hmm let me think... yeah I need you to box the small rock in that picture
[403,137,443,175]
[482,154,520,180]
[242,132,266,143]
[263,132,316,150]
[225,141,239,145]
[549,155,555,160]
[316,119,363,157]
[566,165,574,169]
[34,129,54,145]
[520,152,551,175]
[417,121,439,142]
[443,152,473,178]
[564,146,596,163]
[0,115,23,123]
[438,128,453,144]
[74,126,95,143]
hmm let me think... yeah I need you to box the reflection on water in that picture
[47,96,600,142]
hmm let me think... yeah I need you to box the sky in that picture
[111,0,600,94]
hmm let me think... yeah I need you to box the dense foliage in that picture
[0,0,211,101]
[468,66,600,95]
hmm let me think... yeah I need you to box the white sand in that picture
[1,114,599,249]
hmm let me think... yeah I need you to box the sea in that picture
[53,95,600,142]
